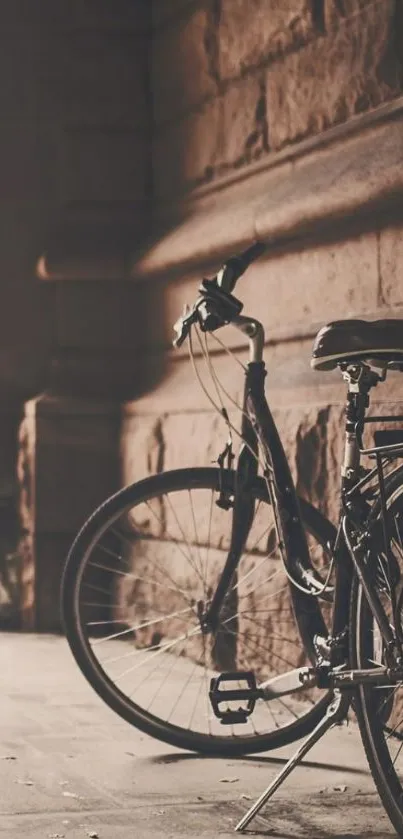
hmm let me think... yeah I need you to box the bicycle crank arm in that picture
[260,666,318,698]
[209,667,318,726]
[332,666,403,689]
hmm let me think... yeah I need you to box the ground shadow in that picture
[240,833,390,839]
[148,750,368,776]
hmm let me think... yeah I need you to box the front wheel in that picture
[61,467,333,756]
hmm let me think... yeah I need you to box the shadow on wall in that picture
[36,203,209,403]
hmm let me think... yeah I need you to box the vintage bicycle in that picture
[62,243,403,834]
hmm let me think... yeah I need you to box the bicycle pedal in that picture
[209,671,264,725]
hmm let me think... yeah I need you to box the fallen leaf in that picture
[87,832,99,838]
[219,777,239,783]
[239,794,252,800]
[333,785,347,793]
[151,810,165,816]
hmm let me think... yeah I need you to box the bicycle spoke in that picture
[202,635,213,736]
[164,494,206,587]
[87,558,193,604]
[65,472,331,753]
[109,527,198,606]
[110,627,203,683]
[166,655,203,725]
[188,489,206,587]
[220,622,300,671]
[393,733,403,767]
[83,581,114,597]
[231,545,276,591]
[145,640,190,713]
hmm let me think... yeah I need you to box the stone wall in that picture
[13,0,403,632]
[117,0,403,670]
[124,0,403,518]
[123,224,403,525]
[152,0,402,197]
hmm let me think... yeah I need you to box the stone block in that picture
[162,411,231,473]
[63,127,149,203]
[2,1,149,31]
[21,397,120,534]
[153,0,197,28]
[267,0,400,149]
[153,74,265,197]
[219,75,267,166]
[120,415,165,486]
[38,30,148,124]
[0,121,60,204]
[55,282,140,351]
[325,0,377,31]
[0,32,38,120]
[238,232,379,334]
[219,0,314,80]
[152,3,217,125]
[17,396,122,629]
[35,533,72,632]
[379,224,403,306]
[153,97,221,198]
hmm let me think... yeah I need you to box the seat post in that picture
[340,363,380,486]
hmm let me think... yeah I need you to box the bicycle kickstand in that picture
[235,690,350,832]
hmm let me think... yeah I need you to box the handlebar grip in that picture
[217,242,266,292]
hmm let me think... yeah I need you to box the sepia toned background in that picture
[0,0,402,631]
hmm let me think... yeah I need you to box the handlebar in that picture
[216,241,266,293]
[173,241,266,348]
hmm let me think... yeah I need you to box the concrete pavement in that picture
[0,633,396,838]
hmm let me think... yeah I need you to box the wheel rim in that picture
[67,471,331,748]
[355,478,403,824]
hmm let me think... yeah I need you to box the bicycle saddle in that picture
[311,319,403,371]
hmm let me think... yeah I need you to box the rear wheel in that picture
[62,467,333,756]
[351,467,403,835]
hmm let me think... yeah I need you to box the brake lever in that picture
[198,279,243,329]
[172,304,199,348]
[173,280,243,348]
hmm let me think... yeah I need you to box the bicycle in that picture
[62,242,403,835]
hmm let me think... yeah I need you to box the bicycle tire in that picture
[62,467,333,756]
[350,465,403,835]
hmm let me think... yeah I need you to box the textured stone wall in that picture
[118,218,403,674]
[152,0,402,198]
[14,0,403,635]
[135,0,403,518]
[122,224,403,524]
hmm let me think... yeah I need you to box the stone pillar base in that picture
[18,394,121,631]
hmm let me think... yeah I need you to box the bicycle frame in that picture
[335,363,403,669]
[203,314,403,686]
[173,245,403,832]
[202,314,327,658]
